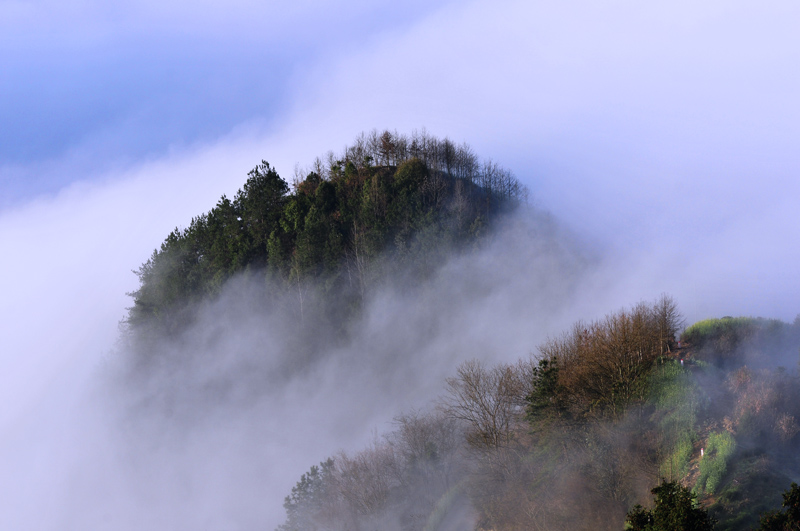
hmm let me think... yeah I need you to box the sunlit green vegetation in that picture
[683,317,760,348]
[696,431,736,495]
[648,362,703,480]
[682,317,800,368]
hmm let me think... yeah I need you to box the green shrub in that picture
[682,317,757,348]
[649,361,702,480]
[756,482,800,530]
[626,479,716,530]
[649,361,689,409]
[661,431,694,480]
[696,431,736,495]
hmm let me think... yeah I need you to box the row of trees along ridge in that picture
[127,130,527,336]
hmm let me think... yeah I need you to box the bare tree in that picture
[653,293,684,354]
[538,297,684,418]
[442,360,530,451]
[378,130,396,166]
[388,410,462,488]
[335,439,398,517]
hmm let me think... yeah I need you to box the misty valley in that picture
[122,131,800,531]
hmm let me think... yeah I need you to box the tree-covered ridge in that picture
[127,130,526,332]
[276,300,800,530]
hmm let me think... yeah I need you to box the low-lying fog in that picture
[1,183,797,529]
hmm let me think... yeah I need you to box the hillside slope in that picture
[274,312,800,530]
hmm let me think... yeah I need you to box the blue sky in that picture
[0,0,452,202]
[4,0,799,225]
[2,1,800,528]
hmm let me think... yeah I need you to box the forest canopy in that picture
[127,129,526,336]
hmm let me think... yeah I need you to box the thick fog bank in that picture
[109,208,594,529]
[2,187,798,529]
[0,205,590,529]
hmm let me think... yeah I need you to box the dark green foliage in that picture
[277,458,336,531]
[525,357,567,424]
[756,483,800,531]
[126,130,526,336]
[710,456,791,531]
[238,160,290,263]
[626,480,716,531]
[127,162,290,330]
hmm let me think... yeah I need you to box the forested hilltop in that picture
[127,129,526,337]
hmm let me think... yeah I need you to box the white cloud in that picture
[274,0,800,319]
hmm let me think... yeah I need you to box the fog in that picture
[0,205,592,529]
[2,0,800,528]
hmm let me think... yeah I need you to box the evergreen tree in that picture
[626,480,716,531]
[277,458,337,531]
[126,130,526,337]
[757,483,800,531]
